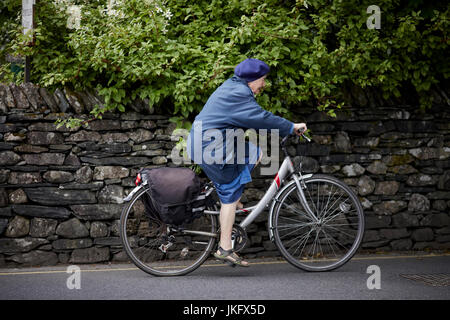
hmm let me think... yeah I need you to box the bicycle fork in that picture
[267,175,317,243]
[265,156,319,242]
[291,174,319,223]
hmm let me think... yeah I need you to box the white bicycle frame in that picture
[204,155,319,241]
[123,134,317,245]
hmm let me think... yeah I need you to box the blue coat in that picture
[187,75,294,185]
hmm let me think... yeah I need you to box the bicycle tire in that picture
[272,174,365,272]
[120,186,218,276]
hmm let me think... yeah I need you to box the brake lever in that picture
[295,128,311,143]
[301,133,311,142]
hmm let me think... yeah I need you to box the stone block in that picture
[90,221,108,238]
[93,166,129,180]
[43,171,74,184]
[25,188,96,205]
[395,120,437,133]
[363,230,380,242]
[411,228,434,242]
[0,218,8,235]
[0,151,22,165]
[342,163,365,177]
[52,238,92,250]
[10,84,30,109]
[0,237,48,254]
[98,185,124,204]
[66,130,101,142]
[8,172,42,185]
[56,218,89,239]
[366,161,387,175]
[23,153,66,166]
[80,156,150,166]
[374,181,399,195]
[85,120,121,131]
[27,132,64,145]
[387,164,418,175]
[8,189,28,204]
[94,237,122,247]
[379,228,410,240]
[9,250,58,266]
[406,174,438,186]
[54,88,71,112]
[420,213,450,227]
[70,247,110,263]
[100,132,130,144]
[5,215,30,237]
[74,166,93,183]
[373,200,407,215]
[71,204,123,220]
[392,212,420,228]
[11,205,71,219]
[332,131,351,153]
[408,193,430,212]
[390,239,413,250]
[382,154,414,166]
[30,218,58,238]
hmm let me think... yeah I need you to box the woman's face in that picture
[248,75,267,95]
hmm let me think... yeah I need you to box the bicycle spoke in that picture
[318,228,351,251]
[320,192,347,222]
[320,229,339,257]
[279,224,310,241]
[304,183,320,215]
[322,206,349,224]
[322,224,357,240]
[290,228,314,258]
[318,183,338,219]
[277,214,311,225]
[285,194,313,220]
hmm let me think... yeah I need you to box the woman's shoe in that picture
[213,246,249,267]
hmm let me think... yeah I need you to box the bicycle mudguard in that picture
[123,184,145,202]
[267,174,313,242]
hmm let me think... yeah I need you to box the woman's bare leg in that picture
[215,150,262,264]
[219,201,237,251]
[217,200,249,266]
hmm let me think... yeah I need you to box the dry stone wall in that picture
[1,82,450,267]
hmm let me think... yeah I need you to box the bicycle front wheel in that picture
[120,187,218,276]
[272,174,364,272]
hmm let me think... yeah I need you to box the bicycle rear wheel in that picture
[272,174,364,272]
[120,187,218,276]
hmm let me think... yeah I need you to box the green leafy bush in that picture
[1,0,448,128]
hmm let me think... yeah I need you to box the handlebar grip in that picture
[293,127,311,142]
[294,127,305,135]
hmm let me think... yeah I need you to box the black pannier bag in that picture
[139,167,206,226]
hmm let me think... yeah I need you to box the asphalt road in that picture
[0,252,449,301]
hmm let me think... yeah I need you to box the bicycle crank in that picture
[231,225,248,252]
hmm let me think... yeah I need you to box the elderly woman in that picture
[187,58,306,267]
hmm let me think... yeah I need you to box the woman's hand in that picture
[293,123,307,136]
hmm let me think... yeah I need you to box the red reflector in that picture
[135,174,142,186]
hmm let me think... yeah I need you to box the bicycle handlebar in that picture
[294,128,311,142]
[281,128,311,147]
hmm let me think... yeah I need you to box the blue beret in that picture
[234,58,270,82]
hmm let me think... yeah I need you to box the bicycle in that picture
[119,131,365,276]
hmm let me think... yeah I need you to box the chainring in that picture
[231,225,248,252]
